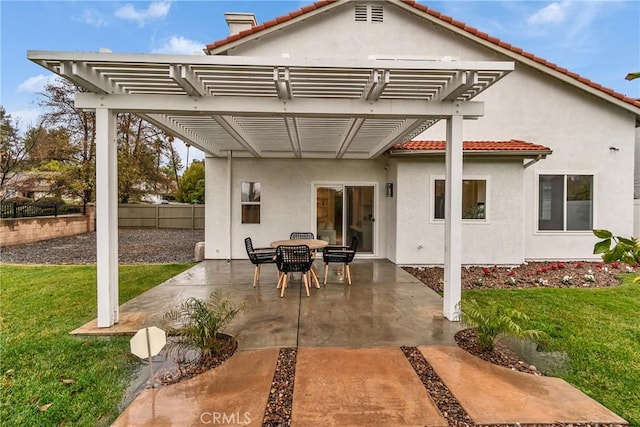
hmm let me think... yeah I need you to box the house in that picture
[0,171,61,201]
[202,0,639,264]
[28,0,640,327]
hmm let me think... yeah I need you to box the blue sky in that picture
[2,0,639,164]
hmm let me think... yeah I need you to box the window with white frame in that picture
[241,182,261,224]
[538,174,593,231]
[433,178,487,220]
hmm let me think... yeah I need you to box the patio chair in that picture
[275,244,314,298]
[322,236,358,285]
[244,237,277,288]
[289,231,322,284]
[289,232,315,240]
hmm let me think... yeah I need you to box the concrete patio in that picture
[74,260,627,425]
[73,259,462,349]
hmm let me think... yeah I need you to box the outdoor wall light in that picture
[386,182,393,197]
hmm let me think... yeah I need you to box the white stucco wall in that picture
[635,127,640,199]
[225,2,499,61]
[392,158,525,265]
[205,157,389,260]
[211,0,638,262]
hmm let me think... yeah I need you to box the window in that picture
[241,182,261,224]
[538,174,593,231]
[434,179,487,220]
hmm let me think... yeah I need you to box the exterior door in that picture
[315,185,374,253]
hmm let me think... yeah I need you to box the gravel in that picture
[263,348,297,427]
[1,229,204,264]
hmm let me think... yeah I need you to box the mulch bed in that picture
[157,337,238,387]
[403,261,634,293]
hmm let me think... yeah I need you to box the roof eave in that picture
[389,150,552,159]
[204,0,347,55]
[394,1,640,119]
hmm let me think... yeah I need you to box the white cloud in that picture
[527,1,572,26]
[8,109,43,130]
[16,75,56,94]
[80,9,108,27]
[152,36,205,55]
[114,1,171,27]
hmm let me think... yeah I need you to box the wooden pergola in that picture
[28,50,514,327]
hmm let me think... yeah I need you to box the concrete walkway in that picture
[73,260,627,425]
[113,347,626,426]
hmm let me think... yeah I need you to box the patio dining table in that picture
[269,239,329,251]
[270,239,328,289]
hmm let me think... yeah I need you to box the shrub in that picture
[461,299,541,351]
[163,290,243,365]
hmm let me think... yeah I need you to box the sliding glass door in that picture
[316,185,374,253]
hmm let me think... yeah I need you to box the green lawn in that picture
[0,264,192,426]
[464,274,640,426]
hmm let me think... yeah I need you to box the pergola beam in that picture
[274,67,292,100]
[75,93,484,119]
[169,64,208,97]
[284,117,302,157]
[60,61,114,94]
[212,115,263,157]
[28,50,515,72]
[336,118,365,158]
[437,71,479,101]
[137,113,222,156]
[367,118,439,159]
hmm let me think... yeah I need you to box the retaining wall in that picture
[1,205,95,247]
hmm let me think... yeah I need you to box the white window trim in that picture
[240,182,261,224]
[533,171,597,235]
[429,175,491,224]
[311,181,379,258]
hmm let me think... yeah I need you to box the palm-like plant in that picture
[461,299,541,351]
[163,290,243,364]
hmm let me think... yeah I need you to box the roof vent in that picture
[224,12,257,35]
[355,5,383,23]
[371,5,384,22]
[355,5,368,22]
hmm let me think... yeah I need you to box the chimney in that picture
[224,12,257,35]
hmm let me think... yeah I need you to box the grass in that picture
[463,274,640,426]
[0,263,193,426]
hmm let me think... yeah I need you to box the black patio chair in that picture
[289,232,315,240]
[275,244,314,298]
[244,237,277,288]
[322,236,358,285]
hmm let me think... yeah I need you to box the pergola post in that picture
[443,114,463,321]
[96,108,119,327]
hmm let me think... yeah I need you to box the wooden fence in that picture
[118,204,204,229]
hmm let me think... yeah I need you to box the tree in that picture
[0,107,44,201]
[37,79,183,203]
[38,79,96,203]
[117,113,180,203]
[177,160,204,203]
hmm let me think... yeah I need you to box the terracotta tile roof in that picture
[392,140,552,154]
[205,0,338,51]
[204,0,640,111]
[400,0,640,109]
